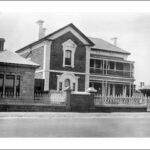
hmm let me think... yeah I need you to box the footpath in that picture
[0,112,150,119]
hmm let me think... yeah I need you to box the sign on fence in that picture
[50,90,66,105]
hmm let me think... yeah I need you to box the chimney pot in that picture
[36,20,45,39]
[111,37,118,46]
[0,38,5,51]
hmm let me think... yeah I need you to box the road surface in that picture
[0,112,150,137]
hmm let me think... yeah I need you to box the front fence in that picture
[94,94,149,107]
[0,90,67,106]
[1,90,150,111]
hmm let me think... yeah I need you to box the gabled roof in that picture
[0,50,39,68]
[89,37,130,55]
[16,23,94,53]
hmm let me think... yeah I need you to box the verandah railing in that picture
[90,67,133,78]
[94,94,148,107]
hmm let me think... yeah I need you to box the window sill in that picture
[63,65,74,68]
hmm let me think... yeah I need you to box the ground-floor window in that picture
[59,82,62,91]
[73,83,76,91]
[5,75,15,96]
[16,76,20,96]
[0,74,4,96]
[0,74,21,97]
[110,84,113,96]
[115,84,123,96]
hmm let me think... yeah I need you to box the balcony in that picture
[90,67,133,78]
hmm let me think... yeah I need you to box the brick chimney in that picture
[36,20,46,40]
[0,38,5,51]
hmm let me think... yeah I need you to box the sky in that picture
[0,1,150,88]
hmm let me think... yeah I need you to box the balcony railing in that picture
[90,67,133,78]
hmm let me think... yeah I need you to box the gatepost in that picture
[64,87,72,111]
[87,87,97,111]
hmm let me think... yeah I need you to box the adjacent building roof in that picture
[0,50,39,68]
[89,37,130,55]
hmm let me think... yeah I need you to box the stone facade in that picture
[0,64,36,100]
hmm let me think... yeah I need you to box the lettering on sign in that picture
[50,92,66,102]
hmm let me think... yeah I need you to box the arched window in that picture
[65,50,72,66]
[65,79,70,88]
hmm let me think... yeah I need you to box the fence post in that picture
[64,87,71,111]
[87,87,97,111]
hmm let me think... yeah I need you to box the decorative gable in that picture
[62,39,77,51]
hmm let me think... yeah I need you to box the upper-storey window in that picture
[5,75,15,95]
[109,61,115,70]
[90,59,94,68]
[65,50,72,66]
[116,62,123,70]
[62,39,77,68]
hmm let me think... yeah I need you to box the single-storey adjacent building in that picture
[0,38,39,100]
[16,21,135,96]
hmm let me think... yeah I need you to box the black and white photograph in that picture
[0,1,150,147]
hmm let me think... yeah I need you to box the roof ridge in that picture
[88,36,130,54]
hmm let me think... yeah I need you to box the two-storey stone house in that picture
[16,22,135,96]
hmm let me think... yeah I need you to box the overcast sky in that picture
[0,2,150,87]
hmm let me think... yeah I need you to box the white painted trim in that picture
[35,70,44,73]
[43,41,52,91]
[48,26,89,45]
[50,69,87,75]
[56,72,79,91]
[85,46,91,91]
[71,91,90,95]
[62,39,77,68]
